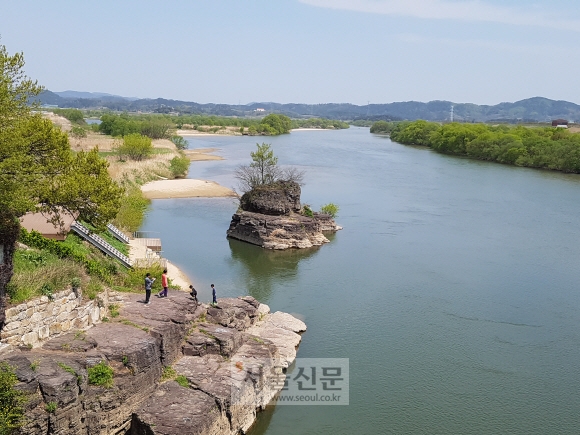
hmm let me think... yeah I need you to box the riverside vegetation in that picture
[371,120,580,173]
[0,45,176,330]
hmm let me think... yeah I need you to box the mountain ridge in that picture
[36,91,580,123]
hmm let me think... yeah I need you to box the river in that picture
[140,127,580,434]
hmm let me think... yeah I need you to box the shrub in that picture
[0,362,27,434]
[70,126,87,139]
[118,133,153,161]
[169,156,190,178]
[53,108,85,124]
[170,135,188,150]
[320,203,339,218]
[302,205,314,218]
[45,402,57,414]
[113,186,150,232]
[87,361,114,388]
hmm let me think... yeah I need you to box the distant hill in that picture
[54,90,140,101]
[36,91,580,123]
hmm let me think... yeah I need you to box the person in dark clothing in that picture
[144,273,155,305]
[211,284,217,305]
[189,285,197,304]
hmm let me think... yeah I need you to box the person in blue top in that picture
[211,284,217,305]
[144,273,155,305]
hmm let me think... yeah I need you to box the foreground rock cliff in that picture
[0,292,306,435]
[227,181,341,249]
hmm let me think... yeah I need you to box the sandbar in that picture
[183,148,224,161]
[141,179,236,199]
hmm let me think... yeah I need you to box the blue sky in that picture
[2,0,579,105]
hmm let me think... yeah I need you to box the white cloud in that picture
[299,0,580,31]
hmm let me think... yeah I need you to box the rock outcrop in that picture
[228,181,341,249]
[0,292,306,435]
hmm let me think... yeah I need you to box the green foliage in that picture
[85,280,102,300]
[169,156,190,178]
[161,366,177,382]
[370,121,397,134]
[0,362,27,434]
[320,203,339,218]
[53,109,85,125]
[70,125,88,139]
[117,133,153,161]
[113,185,150,232]
[108,304,120,318]
[87,361,114,388]
[175,375,188,388]
[389,120,580,173]
[45,402,57,414]
[8,247,85,303]
[40,283,54,299]
[259,114,292,135]
[251,143,278,185]
[99,113,170,139]
[71,277,81,289]
[291,118,349,130]
[170,135,188,150]
[19,229,118,283]
[302,205,314,218]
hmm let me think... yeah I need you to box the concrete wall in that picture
[0,288,123,348]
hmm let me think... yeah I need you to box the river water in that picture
[140,127,580,435]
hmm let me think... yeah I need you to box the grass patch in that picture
[108,304,120,318]
[85,280,103,300]
[120,319,149,333]
[175,375,188,388]
[45,402,57,414]
[8,250,85,304]
[161,366,176,382]
[0,362,27,433]
[87,361,114,388]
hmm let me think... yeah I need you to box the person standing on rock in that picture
[144,273,155,305]
[211,284,217,305]
[189,285,198,304]
[157,269,168,298]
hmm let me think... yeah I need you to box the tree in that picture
[0,45,123,318]
[251,142,279,185]
[259,114,292,135]
[234,143,304,193]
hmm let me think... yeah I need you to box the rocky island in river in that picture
[227,181,342,250]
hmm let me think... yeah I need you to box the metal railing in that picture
[107,223,130,244]
[71,222,132,268]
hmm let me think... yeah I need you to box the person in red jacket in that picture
[157,269,168,298]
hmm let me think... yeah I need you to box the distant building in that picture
[552,119,568,127]
[255,108,265,112]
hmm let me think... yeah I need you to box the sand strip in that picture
[141,179,236,199]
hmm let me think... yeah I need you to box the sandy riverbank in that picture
[141,178,236,199]
[183,147,224,161]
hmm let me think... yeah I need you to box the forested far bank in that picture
[372,120,580,174]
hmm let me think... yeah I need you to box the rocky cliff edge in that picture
[0,292,305,435]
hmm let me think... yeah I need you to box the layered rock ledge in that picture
[0,292,306,435]
[227,181,341,249]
